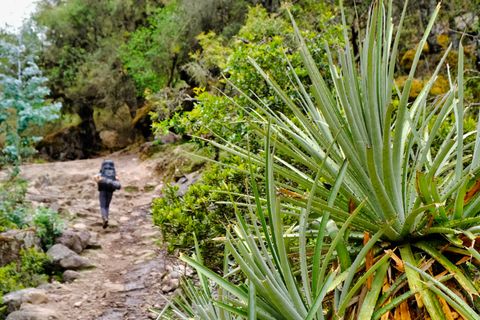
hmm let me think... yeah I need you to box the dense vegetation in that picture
[0,28,63,316]
[1,0,480,318]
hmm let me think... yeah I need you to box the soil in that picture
[16,153,184,319]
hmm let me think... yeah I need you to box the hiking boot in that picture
[102,218,109,229]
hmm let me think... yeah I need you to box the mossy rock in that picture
[37,125,87,160]
[21,113,82,140]
[93,104,132,132]
[93,104,133,149]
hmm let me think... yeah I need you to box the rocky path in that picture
[12,154,184,319]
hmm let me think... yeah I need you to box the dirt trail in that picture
[18,154,179,319]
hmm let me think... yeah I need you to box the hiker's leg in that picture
[99,190,109,220]
[105,191,113,218]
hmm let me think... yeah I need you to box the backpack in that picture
[98,160,121,191]
[100,160,116,180]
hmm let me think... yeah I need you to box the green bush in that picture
[32,207,63,250]
[152,161,245,267]
[0,248,50,316]
[0,178,28,232]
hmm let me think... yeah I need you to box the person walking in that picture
[93,160,121,228]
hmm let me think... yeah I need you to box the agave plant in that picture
[161,0,480,318]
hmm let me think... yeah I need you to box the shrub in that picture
[152,161,245,268]
[0,178,28,231]
[0,248,50,316]
[32,207,63,250]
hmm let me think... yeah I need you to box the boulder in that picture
[62,270,81,283]
[6,304,59,320]
[2,288,48,313]
[36,125,88,160]
[93,104,133,149]
[55,229,91,254]
[46,244,94,270]
[0,229,41,267]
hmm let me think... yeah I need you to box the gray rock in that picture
[62,270,81,283]
[454,13,479,31]
[6,305,59,320]
[161,278,179,293]
[2,288,48,313]
[46,244,93,270]
[159,132,181,144]
[55,229,91,253]
[0,229,42,267]
[175,172,201,197]
[60,254,93,269]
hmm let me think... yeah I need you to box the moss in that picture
[436,33,450,50]
[132,103,154,127]
[430,75,449,96]
[394,76,424,99]
[124,186,139,193]
[422,42,429,53]
[446,50,458,68]
[400,49,416,69]
[144,185,155,192]
[410,79,424,98]
[93,104,132,132]
[22,112,82,139]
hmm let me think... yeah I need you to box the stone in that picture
[47,244,94,270]
[87,232,101,249]
[0,229,41,267]
[2,288,48,313]
[174,172,201,197]
[454,13,479,31]
[55,229,91,253]
[72,223,87,230]
[93,104,133,149]
[99,130,120,149]
[59,254,93,270]
[6,304,59,320]
[62,270,81,283]
[161,278,179,293]
[104,282,125,293]
[159,132,181,145]
[37,125,86,161]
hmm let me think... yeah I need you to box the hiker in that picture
[93,160,121,228]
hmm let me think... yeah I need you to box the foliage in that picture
[156,4,342,142]
[0,38,61,173]
[120,1,184,92]
[152,161,245,267]
[0,178,28,231]
[120,0,253,95]
[153,90,249,146]
[151,2,342,270]
[34,0,154,106]
[32,207,63,250]
[0,248,50,314]
[164,1,480,318]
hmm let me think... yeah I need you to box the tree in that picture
[0,37,61,174]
